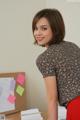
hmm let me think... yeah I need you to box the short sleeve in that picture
[36,53,56,78]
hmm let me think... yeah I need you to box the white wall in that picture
[46,0,80,47]
[0,0,47,112]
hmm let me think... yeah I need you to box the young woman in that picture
[32,8,80,120]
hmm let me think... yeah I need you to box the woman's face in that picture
[33,17,53,47]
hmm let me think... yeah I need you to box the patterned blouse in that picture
[36,41,80,107]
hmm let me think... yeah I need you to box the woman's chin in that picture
[37,41,45,45]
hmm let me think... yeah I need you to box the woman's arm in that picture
[44,76,58,120]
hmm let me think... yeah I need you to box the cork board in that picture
[0,72,27,115]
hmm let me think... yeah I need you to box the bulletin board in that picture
[0,72,27,115]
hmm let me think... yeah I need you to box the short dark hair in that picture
[32,8,65,46]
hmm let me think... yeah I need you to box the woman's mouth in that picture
[36,37,44,41]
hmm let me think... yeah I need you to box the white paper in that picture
[0,114,5,120]
[21,114,43,120]
[58,106,66,120]
[0,77,15,113]
[21,108,43,120]
[21,108,40,115]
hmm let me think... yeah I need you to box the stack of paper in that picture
[21,108,43,120]
[58,106,66,120]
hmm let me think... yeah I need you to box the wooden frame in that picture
[0,72,27,115]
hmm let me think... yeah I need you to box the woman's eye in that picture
[34,27,38,30]
[42,27,47,30]
[34,26,48,31]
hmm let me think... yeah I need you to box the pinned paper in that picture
[0,86,3,96]
[16,85,24,96]
[10,91,14,96]
[10,79,16,91]
[8,95,16,104]
[16,73,25,85]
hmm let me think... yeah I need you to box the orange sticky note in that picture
[8,95,16,104]
[16,73,25,85]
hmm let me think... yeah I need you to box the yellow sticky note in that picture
[16,85,24,96]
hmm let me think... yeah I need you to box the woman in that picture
[32,8,80,120]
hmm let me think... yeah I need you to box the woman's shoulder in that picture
[63,41,80,47]
[36,49,49,63]
[36,47,54,67]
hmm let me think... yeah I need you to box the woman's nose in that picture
[35,29,42,35]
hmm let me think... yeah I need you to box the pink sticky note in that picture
[16,73,25,85]
[8,95,16,104]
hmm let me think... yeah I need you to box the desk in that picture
[6,112,21,120]
[41,112,47,120]
[6,112,47,120]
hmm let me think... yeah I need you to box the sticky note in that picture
[16,73,25,85]
[10,79,16,91]
[16,85,24,96]
[8,95,16,104]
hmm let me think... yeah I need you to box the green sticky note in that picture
[16,85,24,96]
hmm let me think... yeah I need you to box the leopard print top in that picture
[36,41,80,107]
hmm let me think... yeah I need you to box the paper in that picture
[0,77,15,113]
[16,73,25,85]
[21,108,43,120]
[21,114,43,120]
[58,106,66,119]
[21,108,40,115]
[0,114,5,120]
[16,85,24,96]
[10,79,16,91]
[8,95,16,104]
[0,86,3,96]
